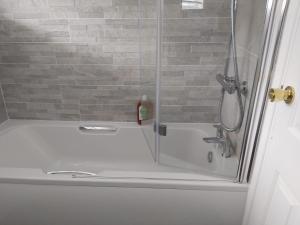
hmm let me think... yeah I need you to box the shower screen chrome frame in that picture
[236,0,291,183]
[154,0,164,163]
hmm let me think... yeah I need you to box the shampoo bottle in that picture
[137,95,152,125]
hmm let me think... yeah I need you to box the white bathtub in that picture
[0,120,247,225]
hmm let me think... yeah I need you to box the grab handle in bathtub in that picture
[79,126,118,133]
[47,171,97,176]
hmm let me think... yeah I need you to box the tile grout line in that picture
[0,42,229,44]
[0,17,231,21]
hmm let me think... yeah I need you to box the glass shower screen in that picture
[140,0,269,180]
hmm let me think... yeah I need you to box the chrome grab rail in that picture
[47,171,97,176]
[79,125,118,133]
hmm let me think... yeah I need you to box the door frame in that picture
[242,0,300,222]
[236,0,291,183]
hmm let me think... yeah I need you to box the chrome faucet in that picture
[216,74,237,94]
[203,125,233,158]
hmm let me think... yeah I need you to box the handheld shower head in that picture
[218,0,245,132]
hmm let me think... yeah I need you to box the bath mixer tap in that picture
[203,125,233,158]
[214,124,224,138]
[216,74,237,94]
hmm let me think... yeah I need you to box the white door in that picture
[243,0,300,224]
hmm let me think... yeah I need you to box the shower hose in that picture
[219,0,245,132]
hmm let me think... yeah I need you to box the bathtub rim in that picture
[0,174,248,192]
[0,119,217,134]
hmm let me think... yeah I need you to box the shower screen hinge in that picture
[154,123,167,136]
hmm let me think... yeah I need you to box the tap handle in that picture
[213,124,222,128]
[213,124,224,137]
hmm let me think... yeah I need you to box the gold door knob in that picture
[268,86,295,104]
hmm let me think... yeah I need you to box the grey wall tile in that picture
[6,102,80,121]
[80,104,136,121]
[161,105,218,123]
[0,19,70,42]
[161,86,221,106]
[158,0,230,123]
[163,18,230,42]
[0,0,230,123]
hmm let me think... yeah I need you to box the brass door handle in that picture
[268,86,295,104]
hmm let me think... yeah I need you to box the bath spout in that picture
[203,137,224,144]
[203,124,234,158]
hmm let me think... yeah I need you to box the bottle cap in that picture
[142,95,148,101]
